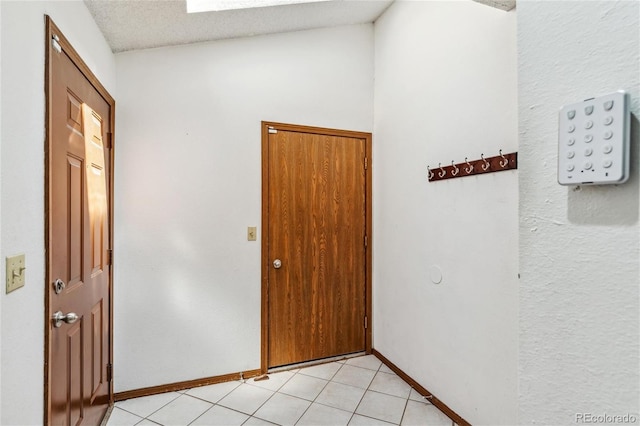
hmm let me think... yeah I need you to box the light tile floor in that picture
[107,355,455,426]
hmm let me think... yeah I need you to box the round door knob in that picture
[273,259,282,269]
[52,311,79,328]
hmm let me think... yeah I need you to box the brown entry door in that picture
[265,123,369,368]
[47,19,113,426]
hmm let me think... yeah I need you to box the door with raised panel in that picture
[46,18,114,426]
[263,122,371,368]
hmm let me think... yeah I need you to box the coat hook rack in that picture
[427,151,517,182]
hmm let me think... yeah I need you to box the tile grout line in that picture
[115,392,182,424]
[110,406,145,424]
[346,358,384,425]
[218,381,252,418]
[242,368,298,424]
[112,356,430,426]
[184,381,246,425]
[146,392,183,422]
[151,392,214,426]
[398,394,411,426]
[136,416,161,426]
[186,408,210,426]
[354,358,423,425]
[287,357,383,425]
[189,380,242,400]
[239,386,278,424]
[293,359,345,425]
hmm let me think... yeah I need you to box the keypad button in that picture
[567,151,575,159]
[584,148,593,157]
[585,120,593,129]
[604,100,614,110]
[567,110,576,120]
[568,124,576,133]
[567,138,575,146]
[584,162,593,170]
[603,145,613,154]
[567,164,575,172]
[603,160,613,168]
[604,116,614,125]
[604,130,613,140]
[584,134,593,143]
[584,105,594,115]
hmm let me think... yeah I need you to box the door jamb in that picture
[260,121,372,373]
[44,16,116,425]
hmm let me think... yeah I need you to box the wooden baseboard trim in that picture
[372,349,471,426]
[114,368,262,402]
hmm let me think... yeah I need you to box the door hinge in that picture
[106,364,113,382]
[364,157,368,170]
[268,127,278,134]
[364,316,368,329]
[107,249,113,266]
[364,235,368,248]
[105,132,113,149]
[51,34,62,54]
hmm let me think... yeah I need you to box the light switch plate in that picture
[247,226,257,241]
[558,91,630,185]
[6,254,26,294]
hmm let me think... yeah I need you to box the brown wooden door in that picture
[263,123,371,368]
[46,18,113,426]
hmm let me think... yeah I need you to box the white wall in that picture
[114,24,374,392]
[0,2,3,420]
[518,1,639,424]
[373,2,517,425]
[3,2,635,424]
[0,1,115,424]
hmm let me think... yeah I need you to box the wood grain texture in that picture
[264,123,369,368]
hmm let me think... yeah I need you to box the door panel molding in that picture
[45,16,115,425]
[261,121,372,372]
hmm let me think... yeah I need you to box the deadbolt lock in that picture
[53,279,66,295]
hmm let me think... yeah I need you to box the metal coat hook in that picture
[451,160,459,176]
[464,157,474,174]
[427,151,517,182]
[499,149,509,168]
[481,153,490,171]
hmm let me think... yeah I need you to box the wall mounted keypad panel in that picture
[558,91,629,185]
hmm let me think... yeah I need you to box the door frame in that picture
[44,16,116,424]
[260,121,372,373]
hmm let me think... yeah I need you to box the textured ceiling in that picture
[84,0,394,53]
[472,0,516,12]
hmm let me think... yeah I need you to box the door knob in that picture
[273,259,282,269]
[52,311,79,328]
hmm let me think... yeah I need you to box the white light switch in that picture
[558,91,630,185]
